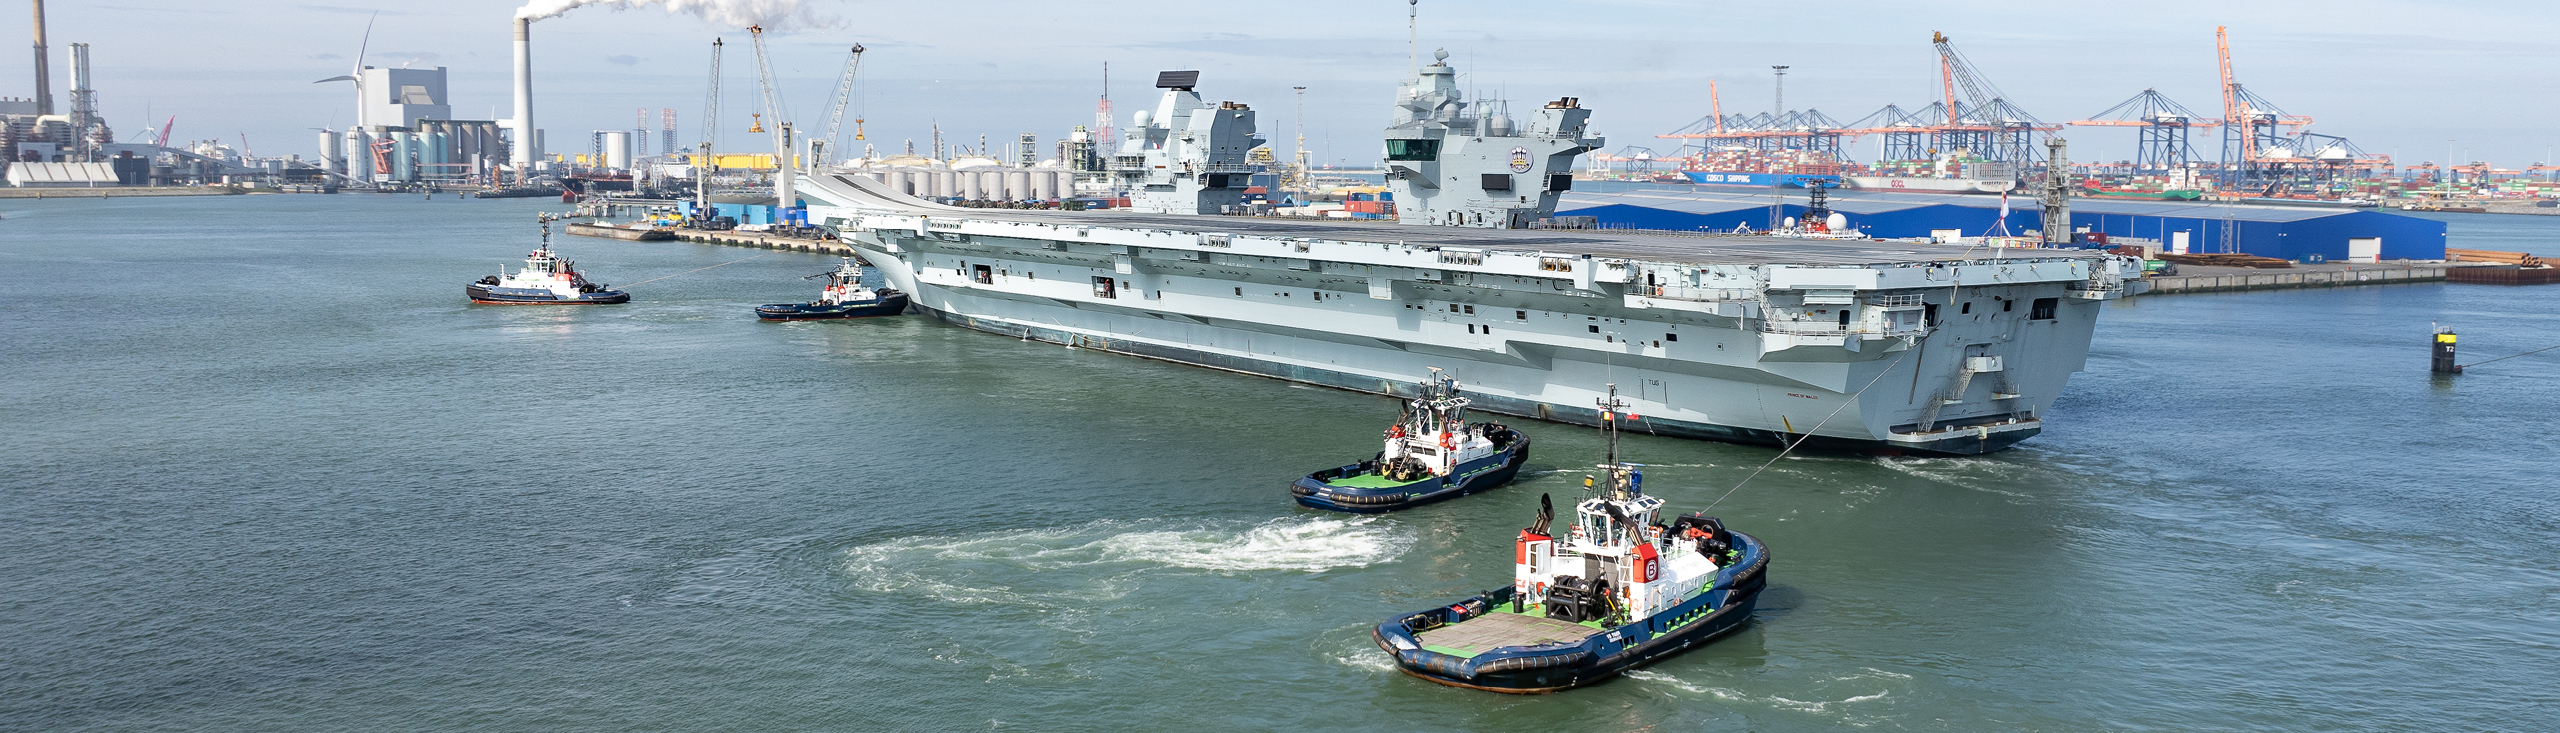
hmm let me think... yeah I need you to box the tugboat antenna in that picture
[1598,383,1623,471]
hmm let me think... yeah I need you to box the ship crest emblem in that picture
[1507,146,1532,174]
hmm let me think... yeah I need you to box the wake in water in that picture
[842,516,1415,607]
[1626,668,1900,722]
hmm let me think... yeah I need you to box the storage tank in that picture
[601,130,633,169]
[1031,170,1056,200]
[1006,170,1030,200]
[317,130,344,173]
[960,171,981,200]
[391,132,416,181]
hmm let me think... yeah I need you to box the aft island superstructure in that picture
[797,66,2133,455]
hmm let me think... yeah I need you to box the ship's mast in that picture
[1598,383,1623,471]
[1406,0,1418,73]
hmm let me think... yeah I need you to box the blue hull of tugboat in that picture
[465,283,630,304]
[1288,427,1529,513]
[1373,531,1768,694]
[754,292,910,320]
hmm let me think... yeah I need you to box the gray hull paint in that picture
[811,173,2116,457]
[857,234,2062,456]
[914,301,2035,455]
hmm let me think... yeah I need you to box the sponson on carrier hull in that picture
[791,62,2137,456]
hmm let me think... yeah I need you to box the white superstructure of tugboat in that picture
[1372,386,1767,693]
[1292,368,1528,512]
[466,214,630,305]
[755,258,910,320]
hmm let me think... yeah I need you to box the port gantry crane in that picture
[2068,89,2219,178]
[2215,26,2389,198]
[746,25,795,209]
[1840,102,1947,163]
[1655,79,1850,174]
[695,37,722,222]
[1929,31,2058,167]
[810,43,865,171]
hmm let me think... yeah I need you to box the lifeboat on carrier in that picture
[1372,385,1767,694]
[465,214,630,305]
[754,257,909,320]
[1289,369,1528,513]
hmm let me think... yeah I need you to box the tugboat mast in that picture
[1599,383,1623,470]
[1595,383,1636,499]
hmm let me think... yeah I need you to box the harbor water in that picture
[4,195,2556,731]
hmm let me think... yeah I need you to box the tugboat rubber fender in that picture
[1469,649,1592,677]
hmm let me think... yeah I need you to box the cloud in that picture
[295,4,411,14]
[309,53,345,61]
[607,55,643,66]
[377,52,441,68]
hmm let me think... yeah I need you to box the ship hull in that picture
[906,301,2036,456]
[1679,171,1842,188]
[1844,175,2016,194]
[805,173,2108,457]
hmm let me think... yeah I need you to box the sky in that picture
[9,0,2558,169]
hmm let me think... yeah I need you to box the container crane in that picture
[747,26,795,212]
[2069,89,2219,177]
[810,44,865,171]
[695,38,722,223]
[1928,32,2055,166]
[2216,26,2384,199]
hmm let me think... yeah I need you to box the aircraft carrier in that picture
[795,57,2134,455]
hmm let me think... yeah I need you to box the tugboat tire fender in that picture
[1469,650,1591,677]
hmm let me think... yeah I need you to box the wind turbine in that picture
[312,12,380,132]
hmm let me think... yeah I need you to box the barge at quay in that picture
[795,61,2134,455]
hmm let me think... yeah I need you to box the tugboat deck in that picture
[1414,607,1604,658]
[1322,472,1427,489]
[820,173,2105,268]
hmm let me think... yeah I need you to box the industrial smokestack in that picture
[511,16,534,170]
[32,0,53,116]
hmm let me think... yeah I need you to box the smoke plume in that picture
[514,0,837,29]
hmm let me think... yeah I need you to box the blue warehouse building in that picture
[1558,188,2448,261]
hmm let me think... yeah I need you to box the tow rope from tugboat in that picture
[616,252,778,289]
[1705,350,1911,511]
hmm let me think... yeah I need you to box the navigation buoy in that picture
[2432,326,2462,374]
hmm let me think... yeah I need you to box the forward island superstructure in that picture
[1112,71,1263,215]
[796,64,2135,455]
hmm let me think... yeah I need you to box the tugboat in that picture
[1289,369,1528,512]
[466,214,630,305]
[1372,385,1768,693]
[753,258,909,320]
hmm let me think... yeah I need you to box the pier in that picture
[568,223,859,257]
[2136,262,2449,295]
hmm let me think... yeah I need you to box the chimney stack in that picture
[32,0,53,116]
[511,16,534,169]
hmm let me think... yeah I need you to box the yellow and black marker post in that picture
[2432,328,2462,375]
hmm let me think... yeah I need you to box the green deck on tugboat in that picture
[1322,472,1428,489]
